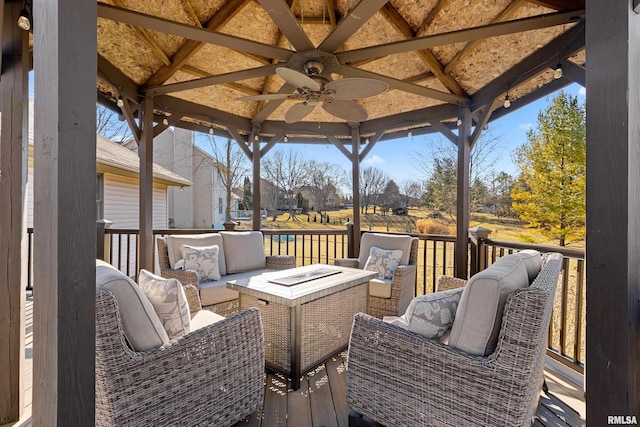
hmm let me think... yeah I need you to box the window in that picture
[218,197,223,214]
[96,174,104,220]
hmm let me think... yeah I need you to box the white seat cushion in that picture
[138,269,191,340]
[369,278,393,299]
[198,269,270,306]
[220,231,266,273]
[448,254,529,356]
[166,233,227,276]
[190,309,226,331]
[96,260,169,351]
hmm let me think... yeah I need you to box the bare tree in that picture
[203,136,251,223]
[400,179,424,207]
[96,104,132,142]
[360,166,388,214]
[262,149,309,220]
[306,161,347,214]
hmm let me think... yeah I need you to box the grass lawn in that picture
[251,207,581,247]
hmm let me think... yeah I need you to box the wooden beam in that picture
[559,59,585,87]
[260,132,284,158]
[528,0,584,10]
[155,95,252,130]
[430,120,458,145]
[97,54,141,103]
[360,103,459,134]
[226,126,253,160]
[147,63,280,95]
[417,0,448,35]
[336,64,467,104]
[469,105,493,147]
[470,22,584,111]
[139,96,154,272]
[326,135,352,159]
[179,64,263,96]
[337,9,584,63]
[0,3,27,423]
[143,0,253,87]
[359,131,384,163]
[443,0,525,75]
[259,0,315,51]
[324,0,337,27]
[454,107,471,279]
[32,0,97,423]
[318,0,388,52]
[379,3,467,97]
[97,3,293,64]
[585,0,640,420]
[119,98,141,143]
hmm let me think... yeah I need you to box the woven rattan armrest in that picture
[182,284,202,315]
[334,258,359,268]
[160,267,199,286]
[436,275,468,292]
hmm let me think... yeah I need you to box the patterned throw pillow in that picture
[384,287,463,339]
[138,269,191,340]
[180,244,221,282]
[363,246,403,279]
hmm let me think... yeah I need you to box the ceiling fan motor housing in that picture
[303,61,324,75]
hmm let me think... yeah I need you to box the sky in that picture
[196,83,586,194]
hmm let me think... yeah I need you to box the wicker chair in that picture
[96,279,265,426]
[346,252,563,427]
[335,233,418,318]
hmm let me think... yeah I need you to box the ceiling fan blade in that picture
[285,102,316,124]
[235,93,298,101]
[324,78,388,100]
[276,67,322,91]
[322,99,368,122]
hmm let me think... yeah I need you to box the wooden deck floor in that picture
[5,295,584,427]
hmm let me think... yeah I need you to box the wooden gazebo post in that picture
[350,124,361,257]
[139,95,155,272]
[0,3,29,422]
[455,107,472,279]
[585,0,640,419]
[32,0,97,423]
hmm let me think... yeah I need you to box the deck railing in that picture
[26,224,585,374]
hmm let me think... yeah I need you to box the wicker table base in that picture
[227,264,377,390]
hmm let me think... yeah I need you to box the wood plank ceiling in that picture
[95,0,585,145]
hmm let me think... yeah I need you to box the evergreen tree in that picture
[511,91,586,246]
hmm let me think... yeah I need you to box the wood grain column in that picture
[33,0,97,423]
[0,3,29,423]
[139,95,154,272]
[455,108,471,279]
[586,0,640,420]
[351,124,361,257]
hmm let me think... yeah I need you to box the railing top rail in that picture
[261,229,348,236]
[483,238,585,259]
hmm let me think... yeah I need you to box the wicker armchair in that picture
[95,288,265,427]
[346,252,563,427]
[335,233,418,318]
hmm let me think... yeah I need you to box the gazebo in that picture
[0,0,637,424]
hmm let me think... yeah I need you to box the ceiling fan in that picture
[235,60,388,124]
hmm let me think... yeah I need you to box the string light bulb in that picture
[17,7,30,31]
[407,130,413,138]
[283,135,288,142]
[553,63,563,80]
[503,94,511,109]
[116,96,124,108]
[208,127,214,135]
[162,117,169,126]
[456,119,462,126]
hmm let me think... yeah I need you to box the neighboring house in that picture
[126,128,236,229]
[25,134,190,273]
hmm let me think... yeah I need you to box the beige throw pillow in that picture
[138,269,191,340]
[364,246,403,279]
[180,244,221,282]
[384,288,463,339]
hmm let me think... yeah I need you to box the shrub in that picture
[416,218,452,235]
